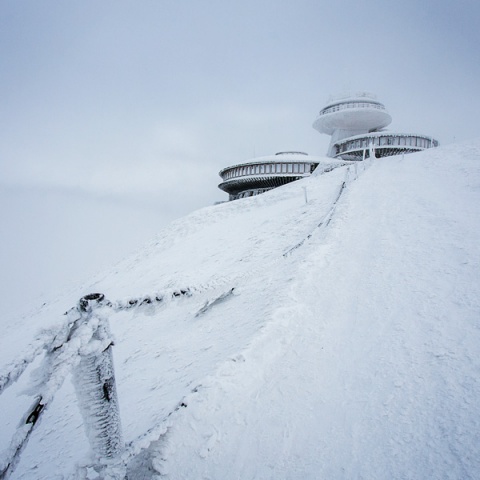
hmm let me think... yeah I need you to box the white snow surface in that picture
[1,141,480,479]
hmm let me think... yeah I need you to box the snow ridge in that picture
[284,158,372,257]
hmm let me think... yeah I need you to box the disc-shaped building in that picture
[218,92,438,200]
[218,151,343,201]
[313,92,439,160]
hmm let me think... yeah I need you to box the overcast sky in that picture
[1,0,479,311]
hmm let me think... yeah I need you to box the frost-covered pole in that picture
[302,186,308,204]
[72,294,124,464]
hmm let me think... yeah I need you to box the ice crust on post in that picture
[72,314,124,462]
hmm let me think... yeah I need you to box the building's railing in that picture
[319,101,386,116]
[333,134,438,157]
[220,162,315,182]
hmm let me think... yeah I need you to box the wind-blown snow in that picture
[1,141,479,479]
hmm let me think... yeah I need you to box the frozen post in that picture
[72,294,124,466]
[302,186,308,204]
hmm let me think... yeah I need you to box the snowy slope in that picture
[1,141,479,479]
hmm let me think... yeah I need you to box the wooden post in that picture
[72,295,124,463]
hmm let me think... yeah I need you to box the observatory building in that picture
[218,92,438,200]
[313,92,439,160]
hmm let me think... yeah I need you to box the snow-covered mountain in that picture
[1,140,479,479]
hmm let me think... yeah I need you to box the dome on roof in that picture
[275,151,308,156]
[325,91,378,105]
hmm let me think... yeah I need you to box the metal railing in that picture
[0,289,194,479]
[319,101,386,116]
[220,162,315,181]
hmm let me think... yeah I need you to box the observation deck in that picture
[332,133,439,160]
[218,152,342,201]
